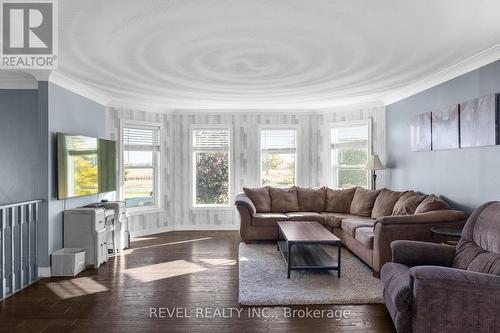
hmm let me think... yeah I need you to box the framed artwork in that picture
[432,105,459,150]
[460,93,499,148]
[410,112,432,152]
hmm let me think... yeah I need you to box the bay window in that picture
[260,127,297,187]
[191,126,231,207]
[121,122,161,211]
[329,120,371,189]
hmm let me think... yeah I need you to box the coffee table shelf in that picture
[277,221,342,279]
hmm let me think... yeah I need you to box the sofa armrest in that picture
[372,211,467,274]
[235,192,256,216]
[391,240,455,267]
[410,266,500,332]
[377,209,468,225]
[410,265,500,288]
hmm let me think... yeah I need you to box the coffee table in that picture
[277,221,342,279]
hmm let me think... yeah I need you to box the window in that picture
[330,120,371,189]
[191,127,231,207]
[121,123,161,210]
[260,127,297,187]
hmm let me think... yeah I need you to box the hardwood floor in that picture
[0,231,395,332]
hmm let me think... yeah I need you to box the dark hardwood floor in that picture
[0,231,395,332]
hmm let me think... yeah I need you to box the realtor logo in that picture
[0,0,58,68]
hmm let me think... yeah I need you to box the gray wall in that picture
[0,89,42,205]
[46,83,109,263]
[386,60,500,213]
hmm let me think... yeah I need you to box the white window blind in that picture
[261,129,296,153]
[193,129,230,150]
[123,126,160,151]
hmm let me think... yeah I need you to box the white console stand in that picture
[63,201,129,269]
[63,207,109,268]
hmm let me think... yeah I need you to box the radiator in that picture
[0,199,42,300]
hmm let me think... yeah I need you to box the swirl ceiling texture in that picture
[56,0,500,109]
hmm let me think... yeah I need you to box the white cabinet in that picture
[63,208,109,268]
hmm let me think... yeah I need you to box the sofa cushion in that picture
[414,194,450,214]
[325,187,356,213]
[321,213,354,229]
[371,189,406,218]
[251,212,288,227]
[243,187,271,213]
[355,227,374,249]
[350,187,381,217]
[392,191,426,216]
[286,212,324,223]
[296,187,326,212]
[269,187,300,213]
[341,217,376,237]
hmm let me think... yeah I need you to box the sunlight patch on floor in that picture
[46,277,109,299]
[199,258,237,266]
[124,260,207,282]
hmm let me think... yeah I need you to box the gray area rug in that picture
[238,243,383,306]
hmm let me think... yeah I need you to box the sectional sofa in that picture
[235,186,469,275]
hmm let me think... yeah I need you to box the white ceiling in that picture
[6,0,500,109]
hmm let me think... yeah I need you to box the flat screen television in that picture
[57,133,117,199]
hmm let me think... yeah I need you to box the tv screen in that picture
[57,133,117,199]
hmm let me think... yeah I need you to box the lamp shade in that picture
[365,154,384,170]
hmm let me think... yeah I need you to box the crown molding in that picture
[314,100,385,114]
[0,78,38,89]
[381,43,500,105]
[107,100,174,114]
[0,69,38,89]
[48,71,111,106]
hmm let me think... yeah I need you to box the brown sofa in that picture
[235,186,469,275]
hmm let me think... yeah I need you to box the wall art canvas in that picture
[410,112,432,152]
[459,93,498,148]
[432,105,459,150]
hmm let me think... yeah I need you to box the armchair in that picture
[381,201,500,333]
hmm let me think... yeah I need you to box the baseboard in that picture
[38,267,51,278]
[130,225,175,238]
[174,224,240,231]
[130,224,240,238]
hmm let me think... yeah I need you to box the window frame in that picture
[326,119,373,189]
[258,124,299,188]
[189,124,233,210]
[119,119,163,215]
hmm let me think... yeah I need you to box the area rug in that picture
[238,243,383,306]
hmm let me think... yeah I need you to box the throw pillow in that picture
[371,188,406,218]
[269,187,300,213]
[296,187,326,212]
[414,194,450,214]
[350,187,381,217]
[392,191,426,216]
[243,187,271,213]
[325,187,357,213]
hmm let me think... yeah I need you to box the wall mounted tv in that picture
[57,133,117,200]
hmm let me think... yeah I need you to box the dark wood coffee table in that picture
[277,221,342,279]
